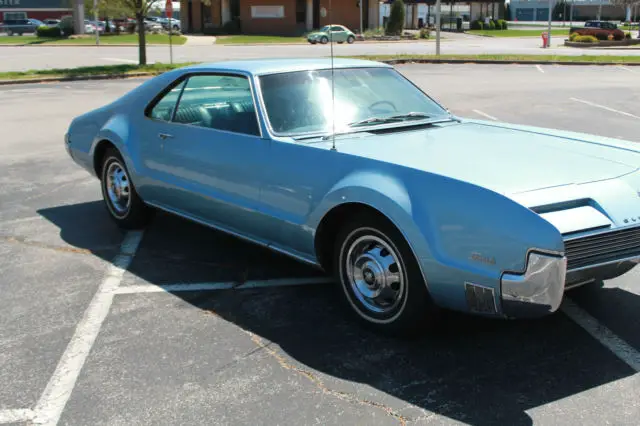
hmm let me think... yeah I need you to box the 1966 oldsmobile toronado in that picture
[65,58,640,335]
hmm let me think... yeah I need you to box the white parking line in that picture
[114,276,334,295]
[32,231,144,426]
[472,109,498,121]
[570,97,640,120]
[618,66,638,73]
[101,57,138,64]
[536,64,545,73]
[561,298,640,372]
[0,409,35,424]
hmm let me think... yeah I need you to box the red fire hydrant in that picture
[541,32,549,48]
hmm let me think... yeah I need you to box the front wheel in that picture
[347,35,355,44]
[100,148,152,229]
[320,36,328,44]
[333,212,438,337]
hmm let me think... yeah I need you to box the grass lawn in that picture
[0,63,196,81]
[467,29,570,37]
[0,34,187,45]
[215,35,306,44]
[2,54,639,82]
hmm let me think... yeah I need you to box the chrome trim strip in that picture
[564,223,640,242]
[146,201,323,269]
[567,253,640,272]
[501,247,565,277]
[565,279,596,291]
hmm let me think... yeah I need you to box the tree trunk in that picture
[136,11,146,65]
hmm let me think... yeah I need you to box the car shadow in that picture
[38,201,639,425]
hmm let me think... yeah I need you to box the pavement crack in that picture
[247,331,410,426]
[0,234,113,256]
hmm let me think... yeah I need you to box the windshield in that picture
[320,25,330,32]
[258,67,449,136]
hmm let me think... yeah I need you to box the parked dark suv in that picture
[569,20,625,40]
[0,18,40,36]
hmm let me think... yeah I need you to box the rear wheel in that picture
[333,212,438,337]
[99,147,152,229]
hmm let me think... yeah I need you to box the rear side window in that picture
[172,74,260,136]
[148,79,186,121]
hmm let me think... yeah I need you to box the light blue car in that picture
[65,58,640,336]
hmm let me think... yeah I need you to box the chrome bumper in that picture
[501,252,567,318]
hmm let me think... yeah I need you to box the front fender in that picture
[306,169,435,287]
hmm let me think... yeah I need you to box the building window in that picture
[296,0,306,23]
[251,5,285,19]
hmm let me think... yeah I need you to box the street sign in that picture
[166,0,173,19]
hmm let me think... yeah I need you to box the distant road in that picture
[1,35,639,72]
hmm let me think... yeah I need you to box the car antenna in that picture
[329,0,337,152]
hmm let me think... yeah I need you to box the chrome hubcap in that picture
[346,235,405,314]
[105,162,131,216]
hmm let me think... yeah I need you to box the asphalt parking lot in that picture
[1,64,639,426]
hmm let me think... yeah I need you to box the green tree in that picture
[552,0,567,20]
[385,0,405,36]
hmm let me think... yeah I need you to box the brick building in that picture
[180,0,380,35]
[0,0,72,21]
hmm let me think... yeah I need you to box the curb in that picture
[2,58,639,85]
[0,43,180,47]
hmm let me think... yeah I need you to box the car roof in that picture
[182,58,391,76]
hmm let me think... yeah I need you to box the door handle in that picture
[158,133,174,140]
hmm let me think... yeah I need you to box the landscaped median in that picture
[0,34,187,46]
[2,55,639,84]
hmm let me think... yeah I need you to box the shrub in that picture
[488,20,496,30]
[36,25,62,38]
[470,19,483,30]
[497,19,507,30]
[573,35,598,43]
[59,15,74,36]
[569,32,579,41]
[625,32,632,39]
[223,18,241,34]
[385,0,405,35]
[419,27,430,39]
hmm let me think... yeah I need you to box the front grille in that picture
[564,225,640,270]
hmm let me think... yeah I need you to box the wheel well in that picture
[314,202,394,273]
[93,140,117,179]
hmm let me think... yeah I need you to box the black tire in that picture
[99,147,152,229]
[333,212,438,337]
[347,35,355,44]
[320,36,328,44]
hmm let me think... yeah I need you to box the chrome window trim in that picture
[143,70,265,139]
[501,247,565,277]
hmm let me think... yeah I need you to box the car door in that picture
[332,26,347,42]
[138,72,269,240]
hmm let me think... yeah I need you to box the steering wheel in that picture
[369,100,398,113]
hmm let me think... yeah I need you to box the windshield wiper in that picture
[348,112,431,128]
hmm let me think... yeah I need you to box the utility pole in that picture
[547,0,552,48]
[597,1,602,20]
[74,0,85,35]
[94,0,100,45]
[435,0,441,56]
[359,0,363,35]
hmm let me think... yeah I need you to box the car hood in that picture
[333,119,640,195]
[308,31,327,37]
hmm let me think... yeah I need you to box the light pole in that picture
[547,0,552,48]
[436,0,441,56]
[94,0,100,45]
[359,0,363,35]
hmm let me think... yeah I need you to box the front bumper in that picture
[501,251,567,318]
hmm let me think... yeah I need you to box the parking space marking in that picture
[32,231,144,426]
[114,276,334,295]
[0,409,35,424]
[618,66,638,73]
[570,97,640,120]
[101,57,138,64]
[561,298,640,372]
[472,109,498,121]
[535,64,545,73]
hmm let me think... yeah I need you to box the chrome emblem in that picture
[470,252,496,265]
